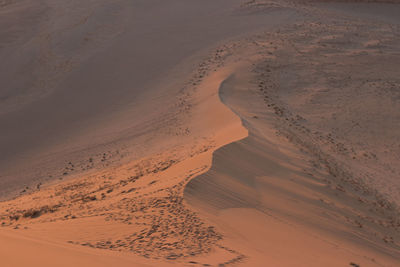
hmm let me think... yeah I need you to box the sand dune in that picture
[0,228,156,267]
[0,0,297,199]
[186,51,400,266]
[0,49,250,266]
[1,0,400,266]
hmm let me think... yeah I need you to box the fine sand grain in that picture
[1,0,400,266]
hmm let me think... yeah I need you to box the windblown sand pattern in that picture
[1,0,400,266]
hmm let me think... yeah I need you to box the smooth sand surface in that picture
[1,0,400,266]
[0,0,297,198]
[186,57,400,266]
[0,228,156,267]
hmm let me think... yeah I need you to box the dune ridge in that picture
[0,46,252,266]
[185,6,400,266]
[0,0,299,201]
[1,1,400,266]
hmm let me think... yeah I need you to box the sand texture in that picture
[1,0,400,266]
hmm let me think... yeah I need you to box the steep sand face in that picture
[1,0,400,266]
[0,50,249,266]
[0,0,298,199]
[185,3,400,266]
[186,65,400,266]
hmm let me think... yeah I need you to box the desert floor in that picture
[0,0,400,266]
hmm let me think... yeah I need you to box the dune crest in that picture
[1,0,400,266]
[0,51,250,266]
[186,10,400,266]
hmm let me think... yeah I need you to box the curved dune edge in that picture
[0,53,250,266]
[184,20,400,267]
[185,65,400,266]
[1,37,399,266]
[1,5,400,266]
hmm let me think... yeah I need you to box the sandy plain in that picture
[1,0,400,266]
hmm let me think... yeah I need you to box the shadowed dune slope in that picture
[185,66,400,266]
[0,0,297,199]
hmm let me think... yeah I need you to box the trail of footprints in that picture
[70,170,223,261]
[253,20,400,249]
[0,117,245,265]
